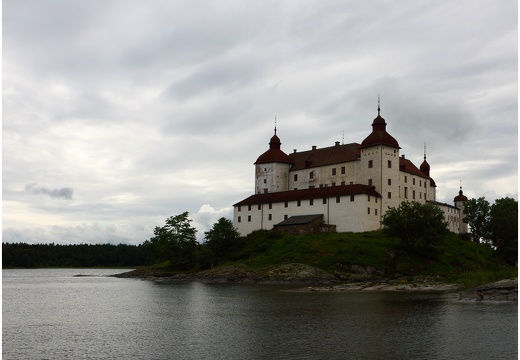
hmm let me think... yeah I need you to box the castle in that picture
[233,105,469,236]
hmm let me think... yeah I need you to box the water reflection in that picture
[3,270,517,360]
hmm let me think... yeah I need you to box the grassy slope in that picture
[227,230,516,286]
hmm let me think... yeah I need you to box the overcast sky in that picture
[3,0,518,245]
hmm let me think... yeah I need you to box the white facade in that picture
[233,109,468,236]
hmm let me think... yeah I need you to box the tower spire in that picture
[424,142,427,160]
[377,95,380,116]
[274,115,277,135]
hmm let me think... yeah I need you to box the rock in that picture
[459,278,518,301]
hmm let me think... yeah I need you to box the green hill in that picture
[221,230,515,287]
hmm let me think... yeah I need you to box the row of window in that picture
[237,195,358,212]
[238,206,379,223]
[404,175,427,188]
[403,188,426,200]
[293,166,347,182]
[368,160,392,168]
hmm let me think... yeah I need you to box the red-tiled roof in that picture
[288,143,360,171]
[360,114,400,149]
[399,157,429,178]
[454,188,468,202]
[233,184,381,206]
[255,134,292,164]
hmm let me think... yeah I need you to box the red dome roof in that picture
[420,158,430,176]
[454,188,468,202]
[360,113,400,149]
[255,132,293,165]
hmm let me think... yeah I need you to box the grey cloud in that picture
[25,183,74,200]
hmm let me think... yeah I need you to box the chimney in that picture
[335,141,340,146]
[312,145,317,151]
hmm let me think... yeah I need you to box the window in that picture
[388,160,392,168]
[248,205,251,211]
[297,200,301,207]
[247,215,251,222]
[350,195,355,202]
[310,199,314,206]
[238,216,241,223]
[310,171,314,179]
[264,188,268,194]
[341,181,345,185]
[375,209,378,216]
[258,204,261,210]
[323,198,327,204]
[419,180,422,187]
[413,190,416,199]
[332,182,336,187]
[269,203,272,209]
[238,206,241,212]
[368,179,373,186]
[336,196,341,203]
[268,214,272,220]
[263,178,266,184]
[405,176,408,183]
[368,160,373,168]
[420,192,422,199]
[413,178,416,185]
[284,201,288,208]
[294,174,298,181]
[368,207,371,214]
[388,179,391,186]
[341,166,346,174]
[388,192,392,199]
[368,195,371,202]
[332,168,337,176]
[404,187,408,199]
[284,215,288,220]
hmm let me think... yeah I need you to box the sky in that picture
[3,0,518,245]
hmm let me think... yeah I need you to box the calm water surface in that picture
[3,269,517,360]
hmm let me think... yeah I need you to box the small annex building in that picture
[233,105,469,236]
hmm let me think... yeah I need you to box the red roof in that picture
[360,114,400,149]
[454,188,468,202]
[234,184,381,206]
[255,134,292,164]
[288,143,360,170]
[399,157,429,178]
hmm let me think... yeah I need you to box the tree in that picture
[464,197,491,243]
[147,212,198,269]
[382,201,448,254]
[203,217,240,268]
[489,197,518,265]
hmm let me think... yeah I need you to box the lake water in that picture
[3,269,517,360]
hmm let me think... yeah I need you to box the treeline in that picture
[4,196,517,270]
[3,243,154,268]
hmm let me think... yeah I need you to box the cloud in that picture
[2,1,516,245]
[25,183,74,200]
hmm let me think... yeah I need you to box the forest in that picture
[2,243,153,268]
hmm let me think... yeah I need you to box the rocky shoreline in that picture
[458,278,517,302]
[112,264,517,301]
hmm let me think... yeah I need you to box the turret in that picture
[254,128,292,194]
[359,101,400,212]
[454,186,469,233]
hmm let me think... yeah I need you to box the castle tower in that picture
[454,186,469,233]
[360,103,401,213]
[420,143,436,201]
[254,128,292,194]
